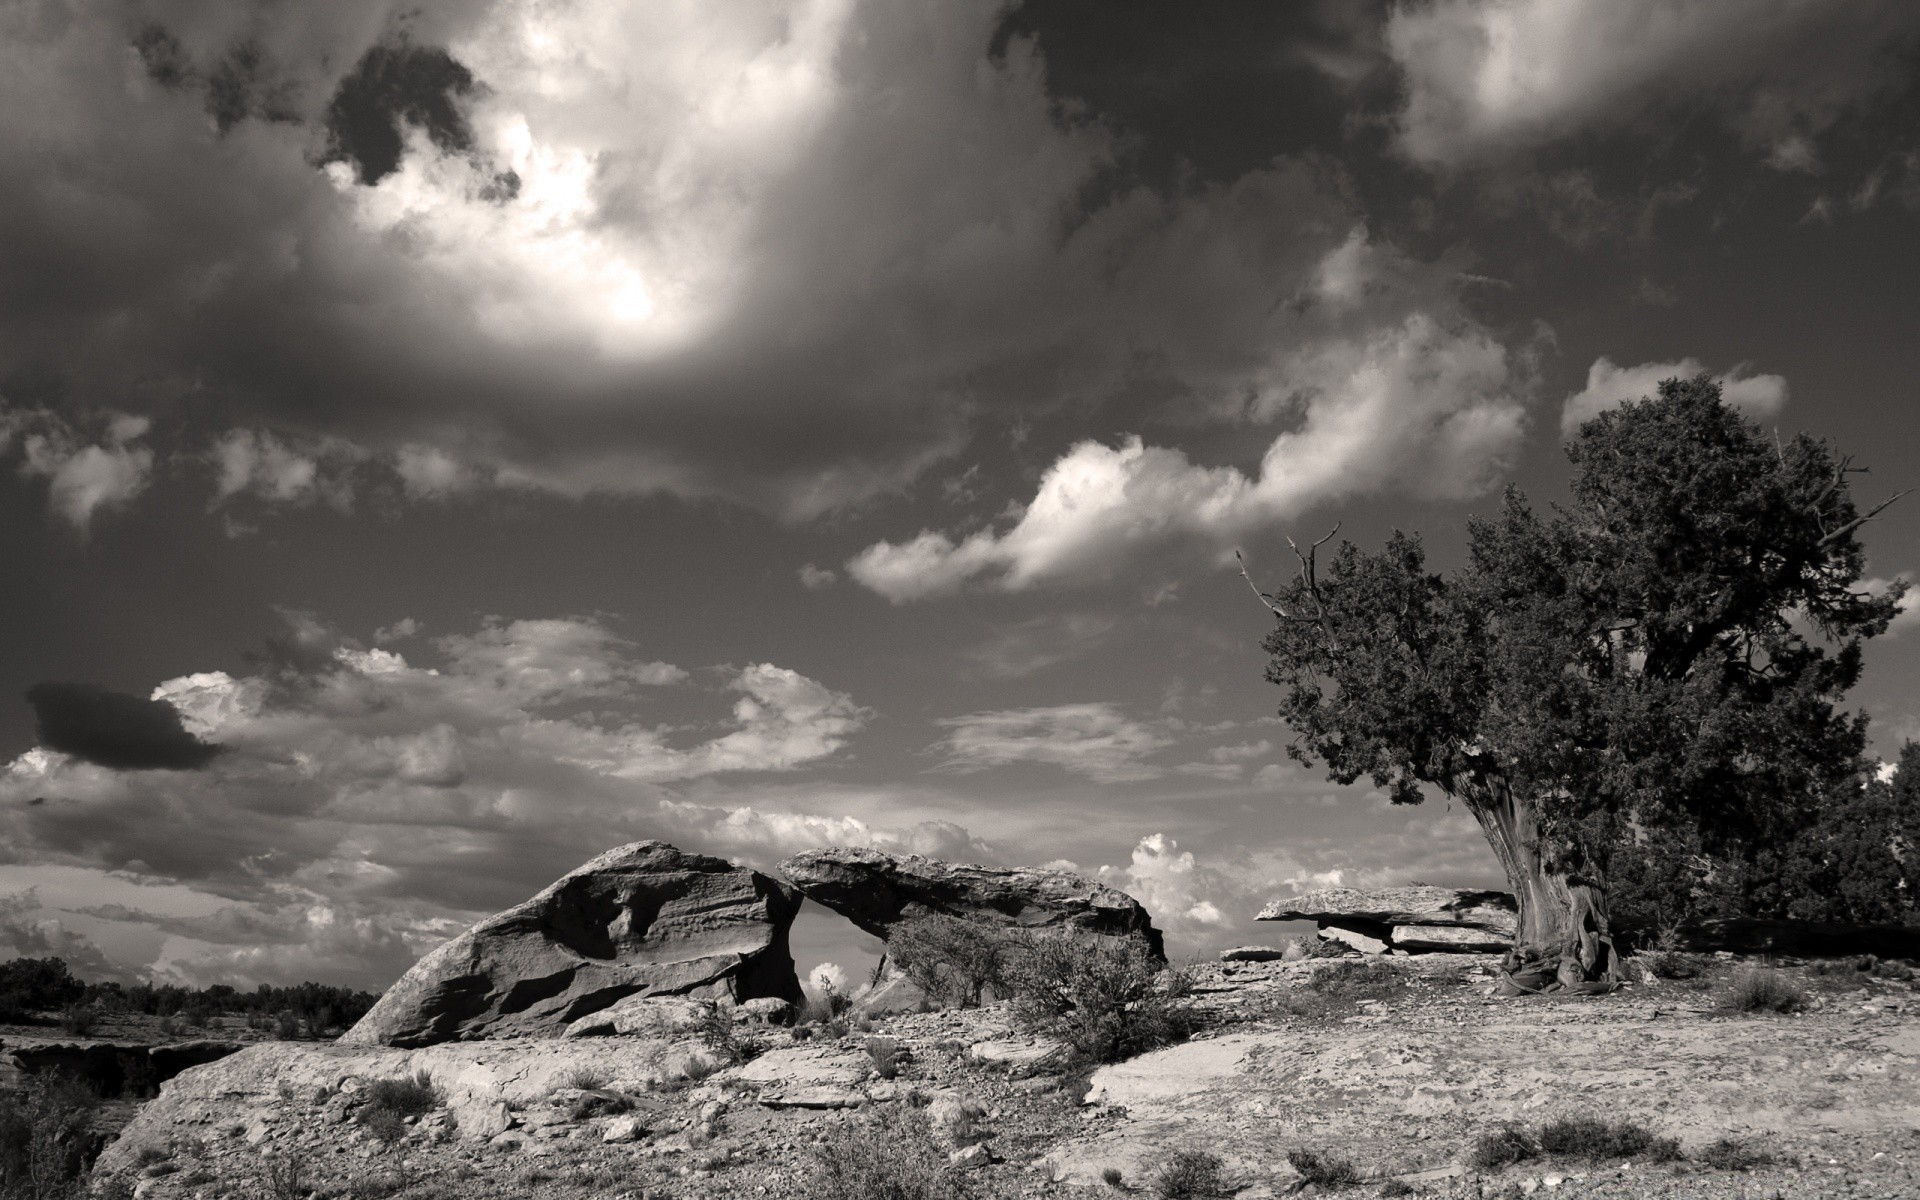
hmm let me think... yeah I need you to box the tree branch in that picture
[1819,489,1913,547]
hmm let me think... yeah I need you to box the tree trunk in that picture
[1460,773,1623,993]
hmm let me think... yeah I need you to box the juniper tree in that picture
[1251,377,1904,987]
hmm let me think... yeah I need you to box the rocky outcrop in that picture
[780,848,1163,958]
[1258,885,1517,955]
[343,842,804,1047]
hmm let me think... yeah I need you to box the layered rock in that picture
[1258,885,1516,955]
[779,848,1164,959]
[343,841,803,1047]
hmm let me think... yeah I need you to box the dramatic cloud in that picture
[0,614,870,925]
[1387,0,1920,166]
[1098,834,1228,930]
[933,703,1174,783]
[1561,357,1788,435]
[850,309,1525,599]
[0,0,1430,527]
[26,682,223,771]
[0,889,124,982]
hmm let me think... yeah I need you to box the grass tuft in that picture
[1468,1125,1539,1170]
[1719,968,1809,1014]
[1697,1138,1776,1171]
[1153,1148,1226,1198]
[1286,1147,1362,1188]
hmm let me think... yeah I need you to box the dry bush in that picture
[1007,932,1197,1065]
[1697,1138,1776,1171]
[805,1107,972,1200]
[0,1074,105,1200]
[1719,968,1809,1014]
[1286,1148,1362,1188]
[888,914,1021,1008]
[1468,1125,1538,1171]
[1536,1116,1680,1162]
[1152,1149,1225,1198]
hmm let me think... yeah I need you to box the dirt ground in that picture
[85,952,1920,1199]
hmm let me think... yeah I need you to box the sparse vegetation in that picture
[1286,1147,1362,1188]
[258,1149,311,1200]
[0,1074,106,1200]
[54,1004,97,1038]
[1720,968,1809,1014]
[1535,1115,1680,1162]
[1007,931,1197,1064]
[1468,1125,1539,1171]
[889,913,1021,1008]
[865,1035,902,1079]
[1697,1138,1777,1171]
[1151,1149,1225,1197]
[805,1106,971,1200]
[1100,1165,1125,1188]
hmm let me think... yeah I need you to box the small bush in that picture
[563,1067,607,1091]
[1697,1138,1775,1171]
[1468,1125,1538,1170]
[357,1108,407,1144]
[1536,1116,1677,1161]
[1286,1148,1362,1188]
[889,914,1022,1008]
[1377,1181,1415,1197]
[1153,1149,1225,1198]
[55,1004,98,1038]
[1638,950,1704,980]
[360,1073,438,1119]
[1008,932,1197,1064]
[1100,1166,1125,1187]
[865,1036,902,1079]
[0,1074,107,1197]
[1720,968,1808,1014]
[805,1107,971,1200]
[274,1010,303,1040]
[259,1150,312,1200]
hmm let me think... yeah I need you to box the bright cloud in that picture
[3,406,154,533]
[932,703,1174,783]
[1561,356,1788,435]
[850,310,1524,599]
[1099,834,1228,932]
[1387,0,1920,165]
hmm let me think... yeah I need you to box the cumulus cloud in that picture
[1387,0,1920,166]
[2,405,154,532]
[0,889,125,982]
[932,703,1173,783]
[1561,356,1788,435]
[0,612,872,930]
[1099,834,1227,931]
[850,309,1525,599]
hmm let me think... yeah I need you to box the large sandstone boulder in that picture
[342,842,803,1047]
[779,848,1164,959]
[1258,885,1516,956]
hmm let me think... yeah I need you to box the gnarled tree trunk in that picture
[1459,773,1623,993]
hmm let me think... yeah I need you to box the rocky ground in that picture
[86,953,1920,1200]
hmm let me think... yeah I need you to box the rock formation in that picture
[1257,885,1516,955]
[778,848,1163,959]
[343,842,803,1047]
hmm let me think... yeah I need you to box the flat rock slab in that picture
[95,1036,708,1173]
[969,1037,1066,1070]
[1050,1008,1920,1192]
[779,848,1164,959]
[1258,885,1516,935]
[756,1085,867,1110]
[728,1044,869,1090]
[1319,924,1389,955]
[1390,925,1511,953]
[343,841,804,1047]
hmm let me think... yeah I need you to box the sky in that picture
[4,0,1920,993]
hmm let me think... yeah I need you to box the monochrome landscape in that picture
[3,1,1920,1197]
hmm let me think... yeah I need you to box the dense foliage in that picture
[0,961,85,1025]
[1259,377,1909,946]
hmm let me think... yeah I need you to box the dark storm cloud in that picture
[26,682,222,771]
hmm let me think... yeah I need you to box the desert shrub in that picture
[694,1005,762,1065]
[54,1006,97,1039]
[1153,1149,1225,1198]
[865,1036,902,1079]
[258,1150,311,1200]
[0,959,86,1024]
[1286,1148,1362,1188]
[1638,950,1705,980]
[1719,968,1808,1014]
[357,1072,437,1139]
[274,1010,303,1040]
[1007,932,1196,1064]
[1100,1166,1124,1187]
[1697,1138,1776,1171]
[805,1107,971,1200]
[1468,1125,1538,1171]
[1536,1116,1678,1162]
[0,1074,106,1200]
[801,988,851,1025]
[1377,1181,1415,1197]
[889,914,1021,1008]
[563,1067,606,1090]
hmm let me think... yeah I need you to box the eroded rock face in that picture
[1257,885,1517,932]
[779,848,1164,959]
[1259,885,1517,956]
[343,842,803,1047]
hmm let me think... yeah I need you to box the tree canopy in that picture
[1257,376,1910,957]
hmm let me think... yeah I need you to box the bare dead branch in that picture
[1235,550,1289,618]
[1819,489,1913,547]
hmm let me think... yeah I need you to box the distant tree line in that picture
[0,956,377,1037]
